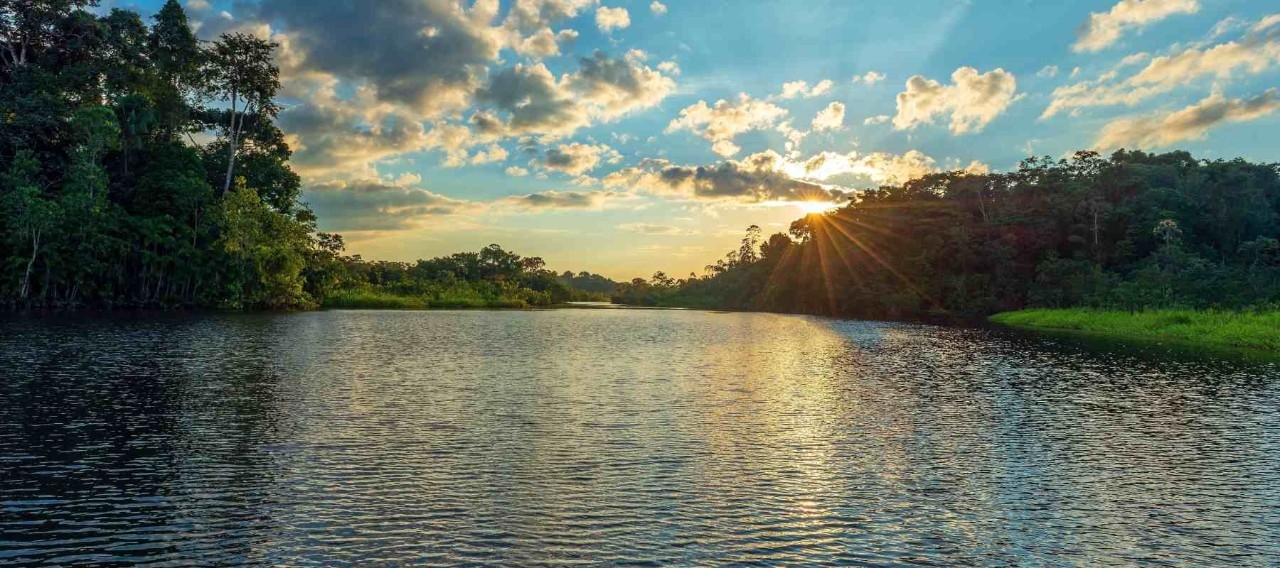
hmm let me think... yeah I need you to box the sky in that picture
[103,0,1280,279]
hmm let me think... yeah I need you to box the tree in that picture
[1,150,58,300]
[206,32,280,197]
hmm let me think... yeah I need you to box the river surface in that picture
[2,309,1278,566]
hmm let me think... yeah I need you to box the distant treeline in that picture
[618,151,1280,319]
[323,245,616,309]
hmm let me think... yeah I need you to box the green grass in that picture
[322,289,529,310]
[990,308,1280,351]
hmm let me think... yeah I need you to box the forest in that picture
[619,150,1280,321]
[0,0,591,310]
[4,2,1277,319]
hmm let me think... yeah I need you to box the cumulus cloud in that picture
[566,50,677,120]
[596,6,631,32]
[811,102,846,131]
[863,114,891,125]
[1045,27,1280,118]
[778,79,835,99]
[304,178,477,231]
[505,166,530,177]
[852,71,886,85]
[470,144,509,165]
[541,142,622,175]
[666,94,789,156]
[256,0,503,116]
[650,1,667,16]
[894,67,1020,134]
[1074,0,1200,53]
[1094,89,1280,150]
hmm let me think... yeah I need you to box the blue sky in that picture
[105,0,1280,278]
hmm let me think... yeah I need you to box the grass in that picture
[322,289,530,310]
[990,308,1280,351]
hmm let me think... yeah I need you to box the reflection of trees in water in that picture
[0,314,291,564]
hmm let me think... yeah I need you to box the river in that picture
[2,309,1278,565]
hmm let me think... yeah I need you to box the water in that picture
[2,310,1278,566]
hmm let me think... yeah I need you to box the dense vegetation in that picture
[0,0,335,308]
[990,309,1280,351]
[0,1,604,311]
[619,151,1280,321]
[322,244,602,309]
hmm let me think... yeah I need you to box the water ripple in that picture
[1,310,1278,566]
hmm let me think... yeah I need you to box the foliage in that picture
[990,309,1280,351]
[324,244,609,309]
[626,151,1280,320]
[0,0,324,309]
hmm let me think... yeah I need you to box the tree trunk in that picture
[222,88,239,196]
[20,228,39,301]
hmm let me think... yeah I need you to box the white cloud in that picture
[470,144,509,165]
[1074,0,1200,53]
[852,71,886,85]
[505,166,530,177]
[596,6,631,32]
[542,142,622,175]
[811,102,846,131]
[1045,30,1280,118]
[894,67,1020,134]
[667,94,790,157]
[1037,65,1059,78]
[1094,89,1280,150]
[778,79,835,99]
[863,114,891,125]
[650,1,667,16]
[657,61,681,75]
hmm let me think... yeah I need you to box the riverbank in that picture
[990,309,1280,351]
[322,289,534,310]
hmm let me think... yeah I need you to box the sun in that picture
[796,201,838,215]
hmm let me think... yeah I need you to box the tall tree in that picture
[206,32,280,197]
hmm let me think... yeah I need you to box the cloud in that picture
[470,144,509,165]
[778,79,835,99]
[256,0,503,116]
[657,61,681,75]
[863,114,891,125]
[475,62,589,138]
[650,1,667,16]
[1094,89,1280,150]
[542,142,621,175]
[513,27,579,58]
[852,71,886,85]
[1037,65,1059,78]
[498,190,632,210]
[1074,0,1200,53]
[894,67,1020,134]
[1045,28,1280,118]
[666,94,789,156]
[811,102,846,131]
[566,50,677,120]
[618,223,693,235]
[304,178,477,231]
[505,166,530,177]
[596,6,630,32]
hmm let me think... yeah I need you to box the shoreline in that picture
[990,309,1280,352]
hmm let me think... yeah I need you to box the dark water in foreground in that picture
[1,310,1278,566]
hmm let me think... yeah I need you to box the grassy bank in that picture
[323,289,531,310]
[990,309,1280,351]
